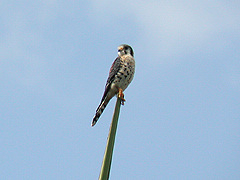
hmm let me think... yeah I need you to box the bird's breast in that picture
[112,56,135,91]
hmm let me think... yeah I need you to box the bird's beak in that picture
[118,47,123,52]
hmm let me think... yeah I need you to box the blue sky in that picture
[1,0,240,179]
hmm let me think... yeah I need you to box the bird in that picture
[92,44,135,127]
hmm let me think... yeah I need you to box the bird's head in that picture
[117,44,134,57]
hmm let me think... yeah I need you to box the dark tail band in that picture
[91,103,107,127]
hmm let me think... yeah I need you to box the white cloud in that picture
[135,1,239,52]
[89,0,240,62]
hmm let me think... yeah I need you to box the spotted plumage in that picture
[92,44,135,127]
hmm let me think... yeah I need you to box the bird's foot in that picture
[118,88,126,105]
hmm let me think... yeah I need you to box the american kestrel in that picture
[92,44,135,127]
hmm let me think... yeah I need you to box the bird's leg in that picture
[118,88,126,105]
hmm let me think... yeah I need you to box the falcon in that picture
[92,44,135,127]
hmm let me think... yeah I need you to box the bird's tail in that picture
[92,99,109,127]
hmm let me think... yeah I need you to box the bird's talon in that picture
[118,88,126,105]
[121,98,126,105]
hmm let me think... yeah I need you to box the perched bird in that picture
[92,44,135,127]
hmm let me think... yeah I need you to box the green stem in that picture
[99,97,121,180]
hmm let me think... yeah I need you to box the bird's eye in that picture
[118,49,121,52]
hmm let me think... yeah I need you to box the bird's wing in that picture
[99,56,122,103]
[92,57,121,126]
